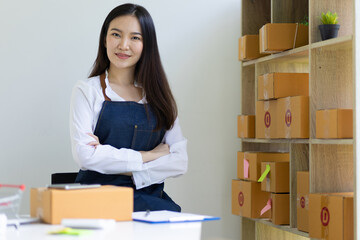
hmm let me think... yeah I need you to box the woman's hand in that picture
[87,133,101,148]
[140,143,170,163]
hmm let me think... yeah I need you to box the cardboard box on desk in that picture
[232,179,270,219]
[297,171,309,233]
[309,192,353,240]
[30,185,133,224]
[237,115,255,138]
[256,100,277,138]
[237,152,289,182]
[259,23,309,54]
[277,96,309,139]
[257,73,309,101]
[316,109,353,139]
[260,161,289,193]
[239,35,268,61]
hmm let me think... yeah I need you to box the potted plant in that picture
[318,11,340,40]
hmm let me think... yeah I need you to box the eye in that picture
[111,32,121,38]
[132,36,142,41]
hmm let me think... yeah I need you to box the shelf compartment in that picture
[310,0,354,44]
[271,0,308,24]
[242,65,255,115]
[289,144,309,228]
[310,144,353,193]
[241,0,270,35]
[309,41,353,138]
[243,45,309,67]
[241,142,289,153]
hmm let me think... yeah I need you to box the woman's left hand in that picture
[87,133,101,148]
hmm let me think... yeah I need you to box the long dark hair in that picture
[89,3,177,130]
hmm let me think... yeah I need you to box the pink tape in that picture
[260,198,272,216]
[243,159,249,179]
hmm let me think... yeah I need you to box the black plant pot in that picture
[318,24,340,40]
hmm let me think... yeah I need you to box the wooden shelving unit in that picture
[238,0,355,239]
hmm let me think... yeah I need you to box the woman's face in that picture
[105,15,143,71]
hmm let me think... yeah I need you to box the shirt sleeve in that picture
[132,118,188,189]
[69,80,144,174]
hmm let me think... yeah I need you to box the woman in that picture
[69,3,188,212]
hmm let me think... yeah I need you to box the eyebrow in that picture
[110,28,142,35]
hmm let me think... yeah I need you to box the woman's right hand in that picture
[140,143,170,163]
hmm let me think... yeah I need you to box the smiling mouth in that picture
[116,53,131,59]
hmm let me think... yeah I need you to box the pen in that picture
[145,210,150,217]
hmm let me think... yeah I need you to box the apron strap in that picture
[100,73,111,101]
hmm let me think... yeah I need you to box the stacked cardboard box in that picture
[259,23,308,54]
[309,192,353,240]
[256,72,309,139]
[316,109,353,139]
[238,35,268,61]
[237,115,255,138]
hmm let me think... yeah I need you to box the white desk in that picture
[4,221,202,240]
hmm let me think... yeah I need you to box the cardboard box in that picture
[271,193,290,225]
[239,35,268,61]
[256,100,277,138]
[259,23,309,54]
[297,171,309,232]
[258,73,309,100]
[277,96,309,138]
[260,161,289,193]
[30,185,133,224]
[316,109,353,139]
[232,179,271,218]
[237,152,289,182]
[309,192,353,240]
[237,115,255,138]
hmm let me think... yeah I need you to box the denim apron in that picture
[75,73,181,212]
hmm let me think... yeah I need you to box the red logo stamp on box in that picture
[300,196,305,208]
[321,207,330,226]
[264,112,271,128]
[238,192,244,207]
[285,109,292,127]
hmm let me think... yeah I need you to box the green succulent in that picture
[320,11,338,24]
[300,15,309,26]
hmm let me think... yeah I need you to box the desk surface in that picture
[5,221,202,240]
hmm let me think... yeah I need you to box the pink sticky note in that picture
[260,198,272,216]
[243,159,249,178]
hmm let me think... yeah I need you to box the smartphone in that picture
[47,183,101,190]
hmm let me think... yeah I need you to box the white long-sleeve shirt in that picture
[69,74,188,189]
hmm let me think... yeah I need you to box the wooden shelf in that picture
[310,35,353,49]
[255,219,310,239]
[241,138,309,144]
[311,139,353,145]
[242,45,309,67]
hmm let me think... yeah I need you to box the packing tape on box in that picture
[240,37,245,60]
[263,74,269,100]
[320,195,330,238]
[284,97,291,138]
[264,101,271,138]
[36,188,45,219]
[297,194,309,210]
[260,198,272,216]
[260,27,265,53]
[323,110,330,138]
[240,116,245,138]
[292,23,299,49]
[243,158,249,179]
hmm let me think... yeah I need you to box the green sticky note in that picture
[258,164,270,182]
[49,227,92,236]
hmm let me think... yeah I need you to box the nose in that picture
[118,37,129,50]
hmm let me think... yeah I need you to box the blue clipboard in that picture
[132,210,220,224]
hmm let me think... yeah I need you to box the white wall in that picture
[0,0,241,239]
